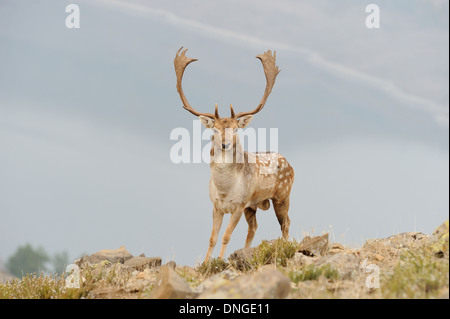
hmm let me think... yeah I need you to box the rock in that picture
[363,232,429,252]
[165,261,177,269]
[194,269,240,294]
[148,265,198,299]
[433,221,449,239]
[91,286,125,299]
[124,257,161,271]
[75,255,109,266]
[93,246,133,261]
[298,233,329,257]
[329,243,344,255]
[316,253,361,280]
[361,232,431,267]
[432,220,449,258]
[124,268,158,293]
[373,254,384,262]
[197,269,291,299]
[176,265,198,280]
[289,252,319,267]
[76,246,134,266]
[229,247,255,270]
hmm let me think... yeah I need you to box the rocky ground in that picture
[1,221,448,299]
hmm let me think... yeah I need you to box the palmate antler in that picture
[174,47,280,119]
[174,47,218,119]
[234,50,280,119]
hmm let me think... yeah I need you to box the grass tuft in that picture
[250,238,300,269]
[288,264,339,283]
[196,258,229,277]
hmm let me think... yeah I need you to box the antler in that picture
[235,50,280,119]
[174,47,218,119]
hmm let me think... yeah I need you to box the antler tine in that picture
[235,50,280,119]
[230,104,235,118]
[215,103,220,119]
[174,47,216,119]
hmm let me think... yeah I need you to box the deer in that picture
[174,47,294,263]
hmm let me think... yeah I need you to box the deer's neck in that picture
[210,140,246,193]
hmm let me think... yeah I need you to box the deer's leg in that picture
[218,209,244,259]
[204,207,224,263]
[272,198,290,240]
[244,207,258,248]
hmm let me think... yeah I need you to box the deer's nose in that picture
[222,143,231,149]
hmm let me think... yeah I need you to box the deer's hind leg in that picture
[272,197,290,240]
[244,206,258,248]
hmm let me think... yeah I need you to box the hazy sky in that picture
[0,0,448,267]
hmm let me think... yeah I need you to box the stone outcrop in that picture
[197,269,291,299]
[228,247,255,270]
[124,257,162,271]
[297,233,329,257]
[148,265,198,299]
[315,253,361,279]
[75,246,134,266]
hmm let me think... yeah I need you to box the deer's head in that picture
[197,106,252,151]
[174,48,280,152]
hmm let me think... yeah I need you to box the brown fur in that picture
[174,48,291,262]
[203,117,294,262]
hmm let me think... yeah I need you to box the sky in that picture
[0,0,448,267]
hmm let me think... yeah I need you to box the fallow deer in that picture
[174,47,294,263]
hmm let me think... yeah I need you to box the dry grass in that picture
[0,273,83,299]
[196,258,229,277]
[381,249,449,298]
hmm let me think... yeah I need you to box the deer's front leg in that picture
[218,208,244,259]
[204,207,224,263]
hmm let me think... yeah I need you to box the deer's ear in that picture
[237,115,253,128]
[199,116,215,128]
